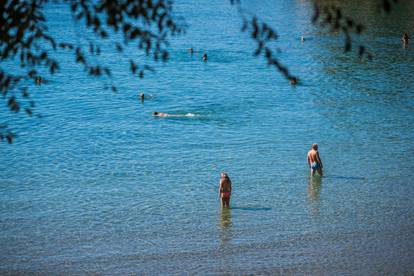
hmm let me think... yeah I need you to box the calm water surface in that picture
[1,0,414,274]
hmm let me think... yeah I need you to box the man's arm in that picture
[218,180,222,198]
[307,153,311,167]
[316,152,323,168]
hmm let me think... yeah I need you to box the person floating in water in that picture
[218,172,232,208]
[307,143,323,176]
[152,112,195,118]
[140,92,145,102]
[402,33,410,45]
[290,77,298,86]
[202,53,208,62]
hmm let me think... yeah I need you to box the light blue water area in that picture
[1,0,414,274]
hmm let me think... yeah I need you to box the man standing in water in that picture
[218,172,232,208]
[307,143,323,176]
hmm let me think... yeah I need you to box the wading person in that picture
[307,143,323,176]
[218,172,232,208]
[402,33,410,44]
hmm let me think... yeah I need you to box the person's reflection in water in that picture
[218,207,233,247]
[307,176,322,217]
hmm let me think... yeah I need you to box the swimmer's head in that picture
[221,172,228,179]
[153,112,159,116]
[312,143,318,150]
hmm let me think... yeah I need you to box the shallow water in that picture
[1,0,414,274]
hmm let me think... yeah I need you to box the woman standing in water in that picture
[219,172,232,208]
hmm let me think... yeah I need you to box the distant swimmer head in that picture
[290,77,298,85]
[202,53,208,61]
[153,112,159,116]
[312,143,318,150]
[35,76,42,85]
[301,36,305,42]
[221,172,228,179]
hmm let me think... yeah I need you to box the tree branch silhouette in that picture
[1,0,184,143]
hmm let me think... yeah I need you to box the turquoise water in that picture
[1,1,414,274]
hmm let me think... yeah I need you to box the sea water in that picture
[1,0,414,274]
